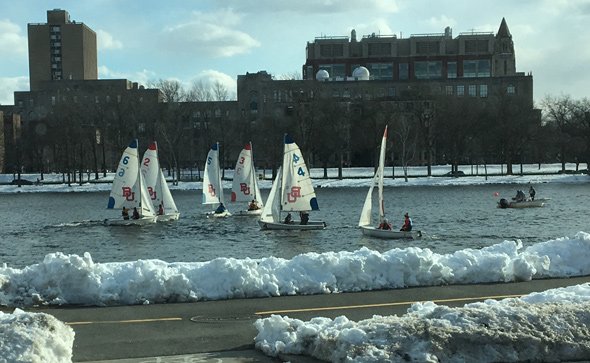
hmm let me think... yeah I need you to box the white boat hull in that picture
[258,220,326,230]
[233,209,263,216]
[104,216,157,226]
[156,213,180,222]
[360,226,422,239]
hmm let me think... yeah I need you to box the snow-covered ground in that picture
[0,163,588,193]
[0,163,588,362]
[0,309,74,363]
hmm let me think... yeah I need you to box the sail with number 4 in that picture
[141,141,180,221]
[258,134,325,230]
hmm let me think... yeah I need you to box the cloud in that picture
[0,19,27,55]
[217,0,399,14]
[191,70,237,99]
[350,19,394,37]
[159,9,260,58]
[98,65,156,87]
[427,15,457,31]
[0,76,29,105]
[96,29,123,50]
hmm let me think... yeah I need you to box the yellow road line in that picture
[255,294,523,315]
[67,317,182,326]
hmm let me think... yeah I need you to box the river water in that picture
[1,183,588,268]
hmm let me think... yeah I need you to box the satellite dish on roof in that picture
[352,66,370,80]
[316,69,329,81]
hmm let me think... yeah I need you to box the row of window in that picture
[317,60,492,80]
[265,84,517,105]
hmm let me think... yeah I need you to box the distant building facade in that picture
[28,9,98,91]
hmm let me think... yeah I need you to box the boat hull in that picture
[258,220,326,230]
[233,209,263,216]
[360,226,422,239]
[156,213,180,222]
[104,216,157,226]
[498,198,549,209]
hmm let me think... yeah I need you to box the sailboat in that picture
[258,134,326,230]
[358,126,422,239]
[230,142,264,216]
[202,142,231,217]
[141,141,180,222]
[105,139,157,226]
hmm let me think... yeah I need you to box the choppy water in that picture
[1,183,588,268]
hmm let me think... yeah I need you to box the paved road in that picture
[16,276,590,362]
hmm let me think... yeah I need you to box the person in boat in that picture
[283,213,293,224]
[400,213,413,232]
[122,207,130,220]
[514,190,526,202]
[529,186,536,201]
[300,211,309,225]
[132,207,140,219]
[378,218,392,230]
[248,199,260,211]
[215,203,226,214]
[158,203,164,215]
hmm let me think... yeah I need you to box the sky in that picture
[1,0,589,107]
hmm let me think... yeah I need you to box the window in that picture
[457,85,464,96]
[215,109,221,118]
[51,96,56,105]
[106,95,111,103]
[368,42,391,56]
[95,96,99,103]
[117,95,121,103]
[367,63,393,80]
[416,41,439,55]
[447,62,457,79]
[319,44,344,57]
[414,61,442,79]
[479,85,488,97]
[507,85,516,94]
[463,60,490,78]
[445,86,454,95]
[388,87,396,97]
[398,63,409,80]
[468,85,477,97]
[318,64,345,78]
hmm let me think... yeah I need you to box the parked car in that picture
[445,171,465,177]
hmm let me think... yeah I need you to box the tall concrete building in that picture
[28,9,98,91]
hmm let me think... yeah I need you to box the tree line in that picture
[10,80,590,184]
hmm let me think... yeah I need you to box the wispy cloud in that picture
[98,65,156,86]
[0,76,28,105]
[159,9,260,58]
[0,19,27,55]
[217,0,399,14]
[96,29,123,50]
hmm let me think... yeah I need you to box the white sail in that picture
[202,142,224,205]
[141,141,179,220]
[358,177,376,227]
[280,134,319,212]
[108,139,141,210]
[259,167,282,223]
[159,168,179,216]
[107,139,156,223]
[231,142,263,206]
[377,126,388,222]
[359,127,388,227]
